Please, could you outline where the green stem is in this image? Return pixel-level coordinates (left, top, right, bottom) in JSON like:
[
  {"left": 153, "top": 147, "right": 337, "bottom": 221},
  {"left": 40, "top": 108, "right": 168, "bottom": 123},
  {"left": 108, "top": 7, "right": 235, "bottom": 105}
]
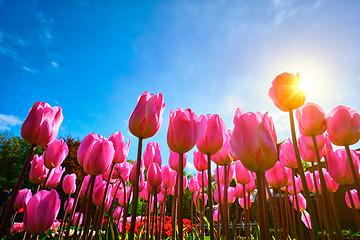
[
  {"left": 128, "top": 137, "right": 143, "bottom": 240},
  {"left": 289, "top": 109, "right": 319, "bottom": 240}
]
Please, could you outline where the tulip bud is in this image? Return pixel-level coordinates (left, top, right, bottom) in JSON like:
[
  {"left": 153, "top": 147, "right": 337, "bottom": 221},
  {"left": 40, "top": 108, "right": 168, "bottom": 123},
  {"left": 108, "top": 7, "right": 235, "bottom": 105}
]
[
  {"left": 168, "top": 150, "right": 187, "bottom": 171},
  {"left": 279, "top": 139, "right": 298, "bottom": 169},
  {"left": 213, "top": 130, "right": 236, "bottom": 166},
  {"left": 167, "top": 108, "right": 202, "bottom": 154},
  {"left": 193, "top": 150, "right": 208, "bottom": 172},
  {"left": 327, "top": 149, "right": 360, "bottom": 185},
  {"left": 265, "top": 161, "right": 287, "bottom": 188},
  {"left": 234, "top": 160, "right": 251, "bottom": 185},
  {"left": 129, "top": 91, "right": 165, "bottom": 139},
  {"left": 197, "top": 171, "right": 208, "bottom": 188},
  {"left": 326, "top": 105, "right": 360, "bottom": 146},
  {"left": 289, "top": 193, "right": 307, "bottom": 211},
  {"left": 147, "top": 162, "right": 162, "bottom": 187},
  {"left": 109, "top": 131, "right": 130, "bottom": 163},
  {"left": 296, "top": 102, "right": 327, "bottom": 136},
  {"left": 345, "top": 189, "right": 360, "bottom": 209},
  {"left": 143, "top": 142, "right": 162, "bottom": 169},
  {"left": 196, "top": 114, "right": 226, "bottom": 155},
  {"left": 189, "top": 177, "right": 200, "bottom": 193},
  {"left": 44, "top": 139, "right": 68, "bottom": 169},
  {"left": 238, "top": 193, "right": 253, "bottom": 209},
  {"left": 21, "top": 102, "right": 63, "bottom": 147},
  {"left": 64, "top": 198, "right": 74, "bottom": 212},
  {"left": 62, "top": 174, "right": 77, "bottom": 195},
  {"left": 161, "top": 166, "right": 176, "bottom": 189},
  {"left": 72, "top": 212, "right": 83, "bottom": 226},
  {"left": 14, "top": 188, "right": 32, "bottom": 209},
  {"left": 45, "top": 166, "right": 65, "bottom": 189}
]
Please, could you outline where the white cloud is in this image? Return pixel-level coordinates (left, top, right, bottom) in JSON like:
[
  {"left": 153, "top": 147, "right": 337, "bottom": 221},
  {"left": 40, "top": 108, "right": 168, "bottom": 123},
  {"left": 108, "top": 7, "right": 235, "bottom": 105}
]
[
  {"left": 0, "top": 114, "right": 22, "bottom": 130},
  {"left": 51, "top": 62, "right": 58, "bottom": 68},
  {"left": 186, "top": 162, "right": 195, "bottom": 171},
  {"left": 218, "top": 95, "right": 245, "bottom": 116}
]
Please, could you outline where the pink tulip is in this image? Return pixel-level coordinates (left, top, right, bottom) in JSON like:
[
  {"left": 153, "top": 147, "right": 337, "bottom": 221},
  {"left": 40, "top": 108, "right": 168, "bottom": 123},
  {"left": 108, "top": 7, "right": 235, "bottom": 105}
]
[
  {"left": 298, "top": 135, "right": 326, "bottom": 162},
  {"left": 328, "top": 149, "right": 359, "bottom": 185},
  {"left": 129, "top": 160, "right": 144, "bottom": 184},
  {"left": 234, "top": 160, "right": 251, "bottom": 185},
  {"left": 183, "top": 176, "right": 188, "bottom": 190},
  {"left": 279, "top": 139, "right": 298, "bottom": 169},
  {"left": 139, "top": 188, "right": 149, "bottom": 200},
  {"left": 161, "top": 165, "right": 176, "bottom": 189},
  {"left": 213, "top": 208, "right": 220, "bottom": 222},
  {"left": 212, "top": 130, "right": 236, "bottom": 166},
  {"left": 197, "top": 171, "right": 208, "bottom": 188},
  {"left": 301, "top": 211, "right": 312, "bottom": 229},
  {"left": 304, "top": 171, "right": 315, "bottom": 194},
  {"left": 268, "top": 72, "right": 305, "bottom": 112},
  {"left": 245, "top": 175, "right": 256, "bottom": 193},
  {"left": 29, "top": 154, "right": 48, "bottom": 185},
  {"left": 196, "top": 114, "right": 226, "bottom": 155},
  {"left": 231, "top": 110, "right": 277, "bottom": 172},
  {"left": 168, "top": 150, "right": 187, "bottom": 171},
  {"left": 129, "top": 91, "right": 165, "bottom": 139},
  {"left": 113, "top": 206, "right": 122, "bottom": 220},
  {"left": 23, "top": 189, "right": 60, "bottom": 234},
  {"left": 114, "top": 161, "right": 132, "bottom": 182},
  {"left": 238, "top": 193, "right": 253, "bottom": 209},
  {"left": 62, "top": 174, "right": 76, "bottom": 195},
  {"left": 234, "top": 184, "right": 245, "bottom": 198},
  {"left": 345, "top": 189, "right": 360, "bottom": 209},
  {"left": 194, "top": 191, "right": 208, "bottom": 209},
  {"left": 157, "top": 192, "right": 165, "bottom": 204},
  {"left": 143, "top": 142, "right": 162, "bottom": 169},
  {"left": 214, "top": 186, "right": 235, "bottom": 204},
  {"left": 108, "top": 131, "right": 130, "bottom": 163},
  {"left": 167, "top": 108, "right": 202, "bottom": 154},
  {"left": 64, "top": 198, "right": 74, "bottom": 212},
  {"left": 14, "top": 188, "right": 32, "bottom": 209},
  {"left": 44, "top": 139, "right": 68, "bottom": 169},
  {"left": 77, "top": 133, "right": 115, "bottom": 176},
  {"left": 189, "top": 177, "right": 200, "bottom": 193},
  {"left": 323, "top": 134, "right": 333, "bottom": 156},
  {"left": 323, "top": 170, "right": 339, "bottom": 192},
  {"left": 289, "top": 193, "right": 307, "bottom": 211},
  {"left": 21, "top": 102, "right": 63, "bottom": 147},
  {"left": 296, "top": 102, "right": 327, "bottom": 136},
  {"left": 71, "top": 212, "right": 83, "bottom": 226},
  {"left": 284, "top": 167, "right": 293, "bottom": 187},
  {"left": 326, "top": 106, "right": 360, "bottom": 146},
  {"left": 218, "top": 164, "right": 234, "bottom": 185},
  {"left": 118, "top": 186, "right": 132, "bottom": 207},
  {"left": 288, "top": 175, "right": 302, "bottom": 195},
  {"left": 193, "top": 150, "right": 208, "bottom": 172},
  {"left": 147, "top": 183, "right": 162, "bottom": 195},
  {"left": 79, "top": 175, "right": 103, "bottom": 198},
  {"left": 93, "top": 182, "right": 112, "bottom": 210},
  {"left": 265, "top": 161, "right": 287, "bottom": 188},
  {"left": 147, "top": 162, "right": 162, "bottom": 187},
  {"left": 45, "top": 166, "right": 65, "bottom": 189},
  {"left": 298, "top": 134, "right": 326, "bottom": 151}
]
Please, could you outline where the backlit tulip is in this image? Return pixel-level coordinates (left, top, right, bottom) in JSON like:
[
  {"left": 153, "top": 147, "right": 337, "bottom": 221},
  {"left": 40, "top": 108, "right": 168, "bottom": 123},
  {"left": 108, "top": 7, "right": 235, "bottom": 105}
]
[
  {"left": 298, "top": 135, "right": 325, "bottom": 163},
  {"left": 23, "top": 189, "right": 60, "bottom": 235},
  {"left": 327, "top": 149, "right": 360, "bottom": 185},
  {"left": 161, "top": 165, "right": 176, "bottom": 189},
  {"left": 143, "top": 142, "right": 162, "bottom": 169},
  {"left": 326, "top": 106, "right": 360, "bottom": 146},
  {"left": 234, "top": 184, "right": 245, "bottom": 198},
  {"left": 193, "top": 150, "right": 208, "bottom": 172},
  {"left": 14, "top": 189, "right": 32, "bottom": 209},
  {"left": 279, "top": 139, "right": 298, "bottom": 169},
  {"left": 113, "top": 206, "right": 122, "bottom": 220},
  {"left": 21, "top": 101, "right": 63, "bottom": 147},
  {"left": 129, "top": 160, "right": 144, "bottom": 184},
  {"left": 214, "top": 186, "right": 235, "bottom": 204},
  {"left": 93, "top": 182, "right": 112, "bottom": 209},
  {"left": 345, "top": 189, "right": 360, "bottom": 209},
  {"left": 235, "top": 160, "right": 251, "bottom": 185},
  {"left": 196, "top": 114, "right": 226, "bottom": 155},
  {"left": 323, "top": 170, "right": 339, "bottom": 192},
  {"left": 129, "top": 91, "right": 165, "bottom": 139},
  {"left": 62, "top": 174, "right": 76, "bottom": 195},
  {"left": 29, "top": 154, "right": 48, "bottom": 185},
  {"left": 118, "top": 187, "right": 132, "bottom": 207},
  {"left": 147, "top": 162, "right": 162, "bottom": 187},
  {"left": 168, "top": 150, "right": 187, "bottom": 171},
  {"left": 265, "top": 161, "right": 287, "bottom": 188},
  {"left": 77, "top": 133, "right": 115, "bottom": 176},
  {"left": 268, "top": 72, "right": 305, "bottom": 112},
  {"left": 218, "top": 164, "right": 234, "bottom": 185},
  {"left": 44, "top": 139, "right": 68, "bottom": 169},
  {"left": 231, "top": 110, "right": 277, "bottom": 172},
  {"left": 288, "top": 175, "right": 302, "bottom": 195},
  {"left": 305, "top": 171, "right": 315, "bottom": 194},
  {"left": 72, "top": 212, "right": 83, "bottom": 226},
  {"left": 147, "top": 183, "right": 162, "bottom": 195},
  {"left": 296, "top": 102, "right": 326, "bottom": 136},
  {"left": 167, "top": 108, "right": 202, "bottom": 154},
  {"left": 299, "top": 134, "right": 326, "bottom": 151},
  {"left": 213, "top": 130, "right": 236, "bottom": 166},
  {"left": 108, "top": 131, "right": 130, "bottom": 163}
]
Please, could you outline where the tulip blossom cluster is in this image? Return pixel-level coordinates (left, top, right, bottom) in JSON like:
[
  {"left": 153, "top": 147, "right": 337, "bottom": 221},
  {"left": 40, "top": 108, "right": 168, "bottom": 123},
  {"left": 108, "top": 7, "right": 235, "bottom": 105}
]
[{"left": 2, "top": 74, "right": 360, "bottom": 240}]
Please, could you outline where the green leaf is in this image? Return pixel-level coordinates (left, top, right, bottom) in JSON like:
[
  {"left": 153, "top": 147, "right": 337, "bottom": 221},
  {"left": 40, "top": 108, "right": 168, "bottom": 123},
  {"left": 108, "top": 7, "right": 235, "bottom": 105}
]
[
  {"left": 107, "top": 220, "right": 121, "bottom": 240},
  {"left": 136, "top": 224, "right": 145, "bottom": 240}
]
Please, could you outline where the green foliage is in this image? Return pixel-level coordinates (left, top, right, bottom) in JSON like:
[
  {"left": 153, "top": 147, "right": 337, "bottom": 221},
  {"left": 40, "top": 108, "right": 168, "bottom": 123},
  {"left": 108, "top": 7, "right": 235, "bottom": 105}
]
[{"left": 0, "top": 131, "right": 44, "bottom": 191}]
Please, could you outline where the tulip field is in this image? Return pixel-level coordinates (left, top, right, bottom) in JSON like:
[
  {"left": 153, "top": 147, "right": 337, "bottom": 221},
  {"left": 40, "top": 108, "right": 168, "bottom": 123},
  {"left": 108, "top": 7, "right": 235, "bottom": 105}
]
[{"left": 2, "top": 72, "right": 360, "bottom": 240}]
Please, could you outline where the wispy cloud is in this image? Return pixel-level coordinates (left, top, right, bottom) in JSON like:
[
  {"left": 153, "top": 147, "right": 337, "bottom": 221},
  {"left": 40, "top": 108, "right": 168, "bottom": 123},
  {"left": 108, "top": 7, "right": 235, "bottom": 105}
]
[{"left": 0, "top": 114, "right": 22, "bottom": 131}]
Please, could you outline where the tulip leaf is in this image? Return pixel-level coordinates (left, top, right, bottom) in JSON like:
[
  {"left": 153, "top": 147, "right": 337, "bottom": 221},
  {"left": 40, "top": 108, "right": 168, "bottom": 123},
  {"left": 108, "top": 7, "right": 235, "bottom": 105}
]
[
  {"left": 107, "top": 220, "right": 121, "bottom": 240},
  {"left": 136, "top": 224, "right": 145, "bottom": 240}
]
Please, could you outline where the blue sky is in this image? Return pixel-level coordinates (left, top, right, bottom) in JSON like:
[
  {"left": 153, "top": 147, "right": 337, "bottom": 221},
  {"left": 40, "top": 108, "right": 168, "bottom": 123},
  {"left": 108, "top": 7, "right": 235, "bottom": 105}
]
[{"left": 1, "top": 0, "right": 360, "bottom": 173}]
